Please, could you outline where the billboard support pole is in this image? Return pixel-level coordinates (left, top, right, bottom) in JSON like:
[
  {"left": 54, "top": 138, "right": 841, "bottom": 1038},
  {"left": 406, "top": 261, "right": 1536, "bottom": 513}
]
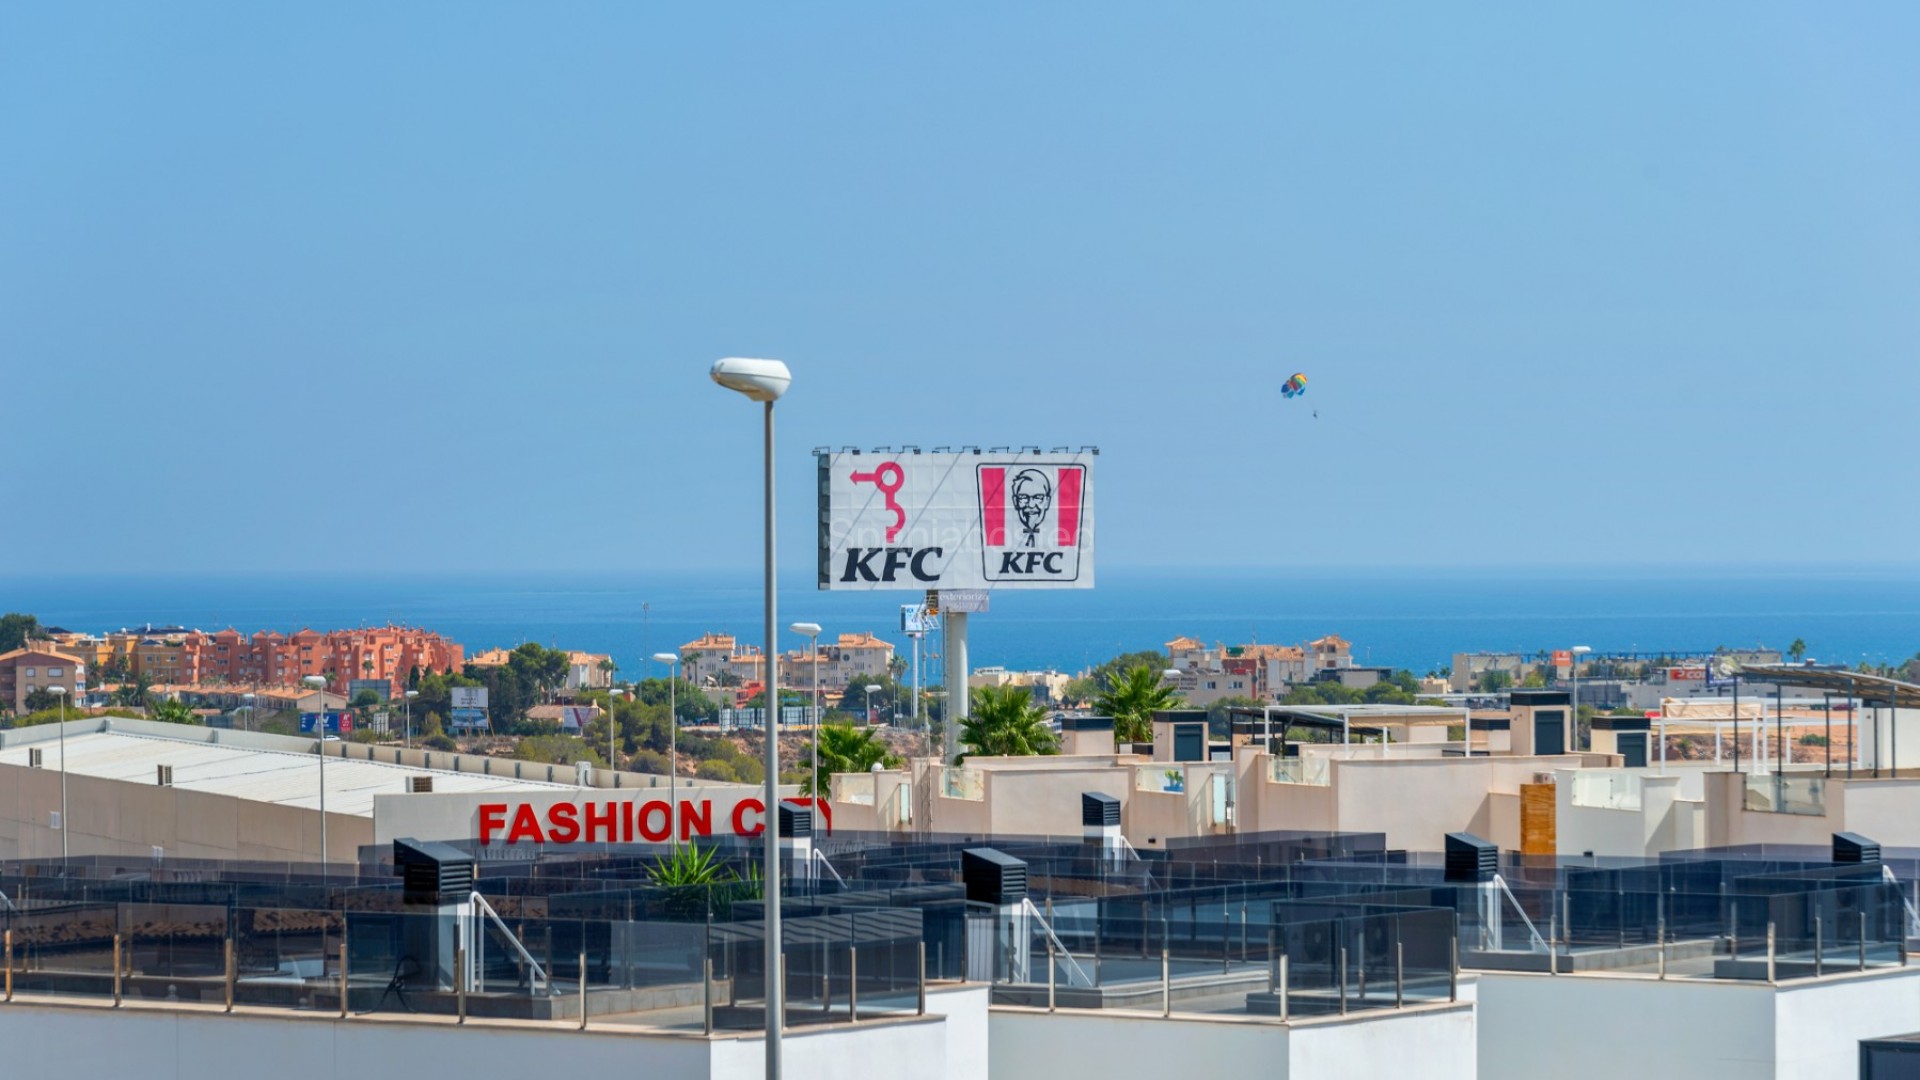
[{"left": 944, "top": 611, "right": 968, "bottom": 764}]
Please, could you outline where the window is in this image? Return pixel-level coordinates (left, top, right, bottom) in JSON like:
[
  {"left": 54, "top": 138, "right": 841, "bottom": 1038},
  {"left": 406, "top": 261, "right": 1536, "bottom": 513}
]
[
  {"left": 22, "top": 667, "right": 34, "bottom": 677},
  {"left": 47, "top": 667, "right": 63, "bottom": 677}
]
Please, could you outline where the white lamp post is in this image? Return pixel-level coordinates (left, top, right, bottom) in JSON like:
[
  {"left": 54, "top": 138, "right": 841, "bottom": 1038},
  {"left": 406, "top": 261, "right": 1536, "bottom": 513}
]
[
  {"left": 652, "top": 652, "right": 680, "bottom": 843},
  {"left": 303, "top": 674, "right": 330, "bottom": 871},
  {"left": 1570, "top": 646, "right": 1592, "bottom": 751},
  {"left": 710, "top": 355, "right": 791, "bottom": 1080},
  {"left": 863, "top": 684, "right": 883, "bottom": 727},
  {"left": 789, "top": 624, "right": 821, "bottom": 798},
  {"left": 404, "top": 689, "right": 419, "bottom": 749},
  {"left": 48, "top": 685, "right": 68, "bottom": 860}
]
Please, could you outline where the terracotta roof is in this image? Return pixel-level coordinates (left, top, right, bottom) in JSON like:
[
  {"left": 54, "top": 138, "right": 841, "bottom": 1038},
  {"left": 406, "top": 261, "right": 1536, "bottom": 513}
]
[
  {"left": 1310, "top": 635, "right": 1352, "bottom": 649},
  {"left": 467, "top": 648, "right": 513, "bottom": 667},
  {"left": 0, "top": 647, "right": 85, "bottom": 665},
  {"left": 1165, "top": 636, "right": 1205, "bottom": 651},
  {"left": 1241, "top": 644, "right": 1305, "bottom": 660}
]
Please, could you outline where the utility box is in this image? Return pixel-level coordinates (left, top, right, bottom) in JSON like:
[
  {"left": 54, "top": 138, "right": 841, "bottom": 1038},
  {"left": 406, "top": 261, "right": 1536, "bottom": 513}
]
[{"left": 1444, "top": 832, "right": 1499, "bottom": 883}]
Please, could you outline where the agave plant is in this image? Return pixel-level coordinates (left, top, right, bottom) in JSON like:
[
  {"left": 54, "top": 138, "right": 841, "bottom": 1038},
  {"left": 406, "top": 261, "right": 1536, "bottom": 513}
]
[{"left": 646, "top": 843, "right": 762, "bottom": 919}]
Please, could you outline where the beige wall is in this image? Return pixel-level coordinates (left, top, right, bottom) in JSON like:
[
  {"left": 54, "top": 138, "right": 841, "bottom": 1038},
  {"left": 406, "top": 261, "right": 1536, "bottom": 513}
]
[{"left": 0, "top": 761, "right": 370, "bottom": 863}]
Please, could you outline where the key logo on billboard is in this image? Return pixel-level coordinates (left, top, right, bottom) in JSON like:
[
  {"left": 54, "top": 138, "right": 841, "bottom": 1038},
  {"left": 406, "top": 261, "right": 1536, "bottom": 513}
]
[{"left": 980, "top": 464, "right": 1085, "bottom": 581}]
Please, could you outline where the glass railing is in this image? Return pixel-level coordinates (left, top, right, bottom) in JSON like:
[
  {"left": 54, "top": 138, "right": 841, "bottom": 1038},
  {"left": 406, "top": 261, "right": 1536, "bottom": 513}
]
[
  {"left": 1569, "top": 770, "right": 1642, "bottom": 811},
  {"left": 832, "top": 774, "right": 878, "bottom": 805},
  {"left": 1135, "top": 767, "right": 1189, "bottom": 794},
  {"left": 939, "top": 767, "right": 984, "bottom": 801},
  {"left": 1744, "top": 771, "right": 1828, "bottom": 816},
  {"left": 1268, "top": 756, "right": 1332, "bottom": 786}
]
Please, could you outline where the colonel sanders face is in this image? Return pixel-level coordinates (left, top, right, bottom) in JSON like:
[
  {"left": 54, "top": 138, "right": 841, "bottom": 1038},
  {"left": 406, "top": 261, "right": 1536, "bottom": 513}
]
[{"left": 1011, "top": 469, "right": 1052, "bottom": 546}]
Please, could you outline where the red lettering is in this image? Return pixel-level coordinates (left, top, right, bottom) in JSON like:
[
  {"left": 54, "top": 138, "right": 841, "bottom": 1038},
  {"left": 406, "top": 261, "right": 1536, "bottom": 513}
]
[
  {"left": 638, "top": 800, "right": 672, "bottom": 842},
  {"left": 622, "top": 800, "right": 634, "bottom": 843},
  {"left": 506, "top": 803, "right": 545, "bottom": 844},
  {"left": 679, "top": 799, "right": 712, "bottom": 840},
  {"left": 547, "top": 802, "right": 580, "bottom": 844},
  {"left": 731, "top": 797, "right": 765, "bottom": 837},
  {"left": 585, "top": 801, "right": 617, "bottom": 843},
  {"left": 479, "top": 803, "right": 508, "bottom": 845}
]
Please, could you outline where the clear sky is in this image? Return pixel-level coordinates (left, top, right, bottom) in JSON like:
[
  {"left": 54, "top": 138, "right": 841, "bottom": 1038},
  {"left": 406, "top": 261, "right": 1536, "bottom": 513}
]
[{"left": 5, "top": 3, "right": 1915, "bottom": 575}]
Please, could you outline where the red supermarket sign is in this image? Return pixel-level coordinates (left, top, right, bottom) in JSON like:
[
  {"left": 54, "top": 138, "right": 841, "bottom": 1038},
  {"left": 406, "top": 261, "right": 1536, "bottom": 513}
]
[
  {"left": 1669, "top": 667, "right": 1706, "bottom": 681},
  {"left": 476, "top": 797, "right": 830, "bottom": 845}
]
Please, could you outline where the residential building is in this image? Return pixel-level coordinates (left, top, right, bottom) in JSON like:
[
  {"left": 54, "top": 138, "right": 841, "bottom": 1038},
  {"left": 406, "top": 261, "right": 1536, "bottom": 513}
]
[
  {"left": 779, "top": 632, "right": 895, "bottom": 693},
  {"left": 678, "top": 633, "right": 765, "bottom": 687},
  {"left": 1163, "top": 635, "right": 1350, "bottom": 702},
  {"left": 1307, "top": 633, "right": 1352, "bottom": 671},
  {"left": 566, "top": 652, "right": 614, "bottom": 690},
  {"left": 968, "top": 667, "right": 1073, "bottom": 705},
  {"left": 0, "top": 647, "right": 87, "bottom": 713}
]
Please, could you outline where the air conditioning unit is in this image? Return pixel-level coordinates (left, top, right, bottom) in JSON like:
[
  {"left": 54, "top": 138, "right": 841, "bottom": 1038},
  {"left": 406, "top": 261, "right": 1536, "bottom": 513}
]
[
  {"left": 157, "top": 764, "right": 174, "bottom": 787},
  {"left": 409, "top": 776, "right": 433, "bottom": 794},
  {"left": 28, "top": 748, "right": 41, "bottom": 768}
]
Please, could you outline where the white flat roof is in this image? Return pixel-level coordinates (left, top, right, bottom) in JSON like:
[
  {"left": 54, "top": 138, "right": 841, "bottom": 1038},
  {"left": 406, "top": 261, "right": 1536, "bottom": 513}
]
[{"left": 0, "top": 730, "right": 570, "bottom": 818}]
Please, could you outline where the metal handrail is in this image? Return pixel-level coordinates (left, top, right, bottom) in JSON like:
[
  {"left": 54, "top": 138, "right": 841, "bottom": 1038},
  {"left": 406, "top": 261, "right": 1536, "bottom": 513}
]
[
  {"left": 1023, "top": 898, "right": 1093, "bottom": 987},
  {"left": 1492, "top": 875, "right": 1549, "bottom": 953},
  {"left": 470, "top": 892, "right": 554, "bottom": 996}
]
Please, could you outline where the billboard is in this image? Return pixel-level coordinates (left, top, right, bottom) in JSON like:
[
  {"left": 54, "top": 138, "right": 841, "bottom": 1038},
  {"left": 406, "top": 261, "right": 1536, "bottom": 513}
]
[
  {"left": 557, "top": 706, "right": 596, "bottom": 733},
  {"left": 451, "top": 687, "right": 489, "bottom": 710},
  {"left": 449, "top": 707, "right": 490, "bottom": 733},
  {"left": 817, "top": 451, "right": 1095, "bottom": 591},
  {"left": 299, "top": 711, "right": 352, "bottom": 734}
]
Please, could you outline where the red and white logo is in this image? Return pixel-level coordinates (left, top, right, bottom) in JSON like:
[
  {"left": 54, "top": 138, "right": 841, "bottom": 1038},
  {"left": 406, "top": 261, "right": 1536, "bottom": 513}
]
[{"left": 979, "top": 464, "right": 1086, "bottom": 582}]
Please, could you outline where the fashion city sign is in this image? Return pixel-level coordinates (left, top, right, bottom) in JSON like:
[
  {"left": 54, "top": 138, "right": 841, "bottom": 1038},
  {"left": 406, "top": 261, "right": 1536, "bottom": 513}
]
[{"left": 371, "top": 789, "right": 826, "bottom": 849}]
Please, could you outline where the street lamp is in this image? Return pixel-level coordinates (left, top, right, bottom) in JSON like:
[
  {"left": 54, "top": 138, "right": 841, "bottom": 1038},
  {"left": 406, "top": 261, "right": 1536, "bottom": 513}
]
[
  {"left": 605, "top": 688, "right": 625, "bottom": 775},
  {"left": 710, "top": 355, "right": 791, "bottom": 1080},
  {"left": 404, "top": 689, "right": 419, "bottom": 749},
  {"left": 863, "top": 683, "right": 883, "bottom": 727},
  {"left": 242, "top": 692, "right": 256, "bottom": 733},
  {"left": 789, "top": 624, "right": 822, "bottom": 800},
  {"left": 48, "top": 685, "right": 68, "bottom": 860},
  {"left": 303, "top": 674, "right": 330, "bottom": 872},
  {"left": 652, "top": 652, "right": 680, "bottom": 844},
  {"left": 1570, "top": 646, "right": 1592, "bottom": 751}
]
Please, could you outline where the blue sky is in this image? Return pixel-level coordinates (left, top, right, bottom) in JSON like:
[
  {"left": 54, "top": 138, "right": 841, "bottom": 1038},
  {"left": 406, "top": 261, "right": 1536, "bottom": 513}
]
[{"left": 5, "top": 3, "right": 1915, "bottom": 575}]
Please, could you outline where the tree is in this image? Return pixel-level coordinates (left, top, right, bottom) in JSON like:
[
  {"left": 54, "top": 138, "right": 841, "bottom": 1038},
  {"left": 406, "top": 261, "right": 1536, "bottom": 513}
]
[
  {"left": 804, "top": 724, "right": 902, "bottom": 794},
  {"left": 835, "top": 676, "right": 902, "bottom": 719},
  {"left": 1788, "top": 638, "right": 1808, "bottom": 663},
  {"left": 1093, "top": 664, "right": 1183, "bottom": 744},
  {"left": 512, "top": 735, "right": 605, "bottom": 768},
  {"left": 1086, "top": 650, "right": 1171, "bottom": 695},
  {"left": 0, "top": 613, "right": 40, "bottom": 653},
  {"left": 959, "top": 685, "right": 1057, "bottom": 760},
  {"left": 1205, "top": 695, "right": 1265, "bottom": 738},
  {"left": 149, "top": 696, "right": 200, "bottom": 725},
  {"left": 1478, "top": 670, "right": 1513, "bottom": 693},
  {"left": 22, "top": 688, "right": 62, "bottom": 713}
]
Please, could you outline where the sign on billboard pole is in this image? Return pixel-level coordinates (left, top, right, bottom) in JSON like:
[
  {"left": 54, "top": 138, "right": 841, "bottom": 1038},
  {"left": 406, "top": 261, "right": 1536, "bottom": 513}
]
[{"left": 818, "top": 449, "right": 1096, "bottom": 760}]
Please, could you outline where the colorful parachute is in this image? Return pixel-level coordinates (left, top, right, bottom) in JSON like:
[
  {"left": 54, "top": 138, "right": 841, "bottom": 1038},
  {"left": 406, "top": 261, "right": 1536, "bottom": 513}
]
[{"left": 1281, "top": 372, "right": 1308, "bottom": 398}]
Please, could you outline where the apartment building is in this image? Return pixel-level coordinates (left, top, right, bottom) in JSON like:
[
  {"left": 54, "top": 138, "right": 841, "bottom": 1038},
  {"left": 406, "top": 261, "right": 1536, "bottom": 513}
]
[
  {"left": 684, "top": 631, "right": 896, "bottom": 694},
  {"left": 0, "top": 647, "right": 87, "bottom": 713}
]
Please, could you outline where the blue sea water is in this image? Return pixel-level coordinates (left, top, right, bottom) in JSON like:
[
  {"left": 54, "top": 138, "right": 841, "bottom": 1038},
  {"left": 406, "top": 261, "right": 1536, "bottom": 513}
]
[{"left": 3, "top": 566, "right": 1918, "bottom": 678}]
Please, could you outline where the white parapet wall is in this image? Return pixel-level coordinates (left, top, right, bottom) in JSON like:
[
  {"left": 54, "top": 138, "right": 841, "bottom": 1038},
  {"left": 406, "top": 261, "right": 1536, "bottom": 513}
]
[
  {"left": 1477, "top": 967, "right": 1920, "bottom": 1080},
  {"left": 0, "top": 984, "right": 990, "bottom": 1080},
  {"left": 989, "top": 994, "right": 1477, "bottom": 1080}
]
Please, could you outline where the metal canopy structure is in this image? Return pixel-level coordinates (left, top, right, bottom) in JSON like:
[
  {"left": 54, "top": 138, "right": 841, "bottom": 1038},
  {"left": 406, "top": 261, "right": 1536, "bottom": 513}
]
[{"left": 1735, "top": 666, "right": 1920, "bottom": 710}]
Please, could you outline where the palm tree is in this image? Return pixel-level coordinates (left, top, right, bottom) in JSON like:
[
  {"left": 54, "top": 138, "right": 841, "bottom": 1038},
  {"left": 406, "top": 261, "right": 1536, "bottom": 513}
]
[
  {"left": 805, "top": 724, "right": 902, "bottom": 795},
  {"left": 1788, "top": 638, "right": 1808, "bottom": 663},
  {"left": 959, "top": 685, "right": 1058, "bottom": 760},
  {"left": 1094, "top": 663, "right": 1183, "bottom": 744}
]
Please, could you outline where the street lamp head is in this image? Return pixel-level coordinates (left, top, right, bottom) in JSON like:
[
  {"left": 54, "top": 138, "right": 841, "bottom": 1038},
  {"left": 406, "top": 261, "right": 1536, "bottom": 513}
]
[
  {"left": 710, "top": 357, "right": 791, "bottom": 403},
  {"left": 652, "top": 652, "right": 678, "bottom": 665},
  {"left": 302, "top": 675, "right": 327, "bottom": 689},
  {"left": 790, "top": 622, "right": 822, "bottom": 637},
  {"left": 47, "top": 686, "right": 67, "bottom": 697},
  {"left": 405, "top": 690, "right": 420, "bottom": 700},
  {"left": 865, "top": 684, "right": 883, "bottom": 693},
  {"left": 1572, "top": 645, "right": 1593, "bottom": 655}
]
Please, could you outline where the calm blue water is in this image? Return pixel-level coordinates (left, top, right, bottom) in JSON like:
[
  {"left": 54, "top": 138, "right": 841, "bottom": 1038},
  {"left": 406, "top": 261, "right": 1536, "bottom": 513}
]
[{"left": 3, "top": 566, "right": 1917, "bottom": 678}]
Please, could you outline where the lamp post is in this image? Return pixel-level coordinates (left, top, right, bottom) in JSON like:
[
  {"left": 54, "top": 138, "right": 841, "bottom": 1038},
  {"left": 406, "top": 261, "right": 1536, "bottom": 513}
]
[
  {"left": 242, "top": 692, "right": 256, "bottom": 733},
  {"left": 710, "top": 355, "right": 791, "bottom": 1080},
  {"left": 606, "top": 687, "right": 625, "bottom": 775},
  {"left": 652, "top": 652, "right": 680, "bottom": 843},
  {"left": 48, "top": 685, "right": 68, "bottom": 860},
  {"left": 1570, "top": 646, "right": 1592, "bottom": 751},
  {"left": 404, "top": 689, "right": 419, "bottom": 749},
  {"left": 864, "top": 684, "right": 883, "bottom": 727},
  {"left": 789, "top": 624, "right": 821, "bottom": 798},
  {"left": 303, "top": 674, "right": 329, "bottom": 872}
]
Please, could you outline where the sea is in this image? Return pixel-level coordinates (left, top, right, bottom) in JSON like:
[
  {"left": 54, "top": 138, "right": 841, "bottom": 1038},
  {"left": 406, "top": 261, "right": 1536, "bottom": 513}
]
[{"left": 3, "top": 565, "right": 1918, "bottom": 679}]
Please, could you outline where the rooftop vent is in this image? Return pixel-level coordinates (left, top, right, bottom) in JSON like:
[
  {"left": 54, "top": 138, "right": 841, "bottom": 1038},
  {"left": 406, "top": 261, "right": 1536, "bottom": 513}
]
[
  {"left": 1082, "top": 791, "right": 1121, "bottom": 828},
  {"left": 156, "top": 764, "right": 174, "bottom": 787},
  {"left": 1834, "top": 832, "right": 1881, "bottom": 866},
  {"left": 777, "top": 801, "right": 813, "bottom": 839},
  {"left": 961, "top": 847, "right": 1028, "bottom": 905},
  {"left": 27, "top": 748, "right": 41, "bottom": 769},
  {"left": 393, "top": 837, "right": 476, "bottom": 905},
  {"left": 1444, "top": 832, "right": 1499, "bottom": 883},
  {"left": 408, "top": 775, "right": 434, "bottom": 794}
]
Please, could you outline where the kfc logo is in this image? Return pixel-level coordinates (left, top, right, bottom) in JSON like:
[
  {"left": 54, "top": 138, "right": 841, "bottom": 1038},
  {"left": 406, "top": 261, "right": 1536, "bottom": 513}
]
[{"left": 980, "top": 464, "right": 1085, "bottom": 581}]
